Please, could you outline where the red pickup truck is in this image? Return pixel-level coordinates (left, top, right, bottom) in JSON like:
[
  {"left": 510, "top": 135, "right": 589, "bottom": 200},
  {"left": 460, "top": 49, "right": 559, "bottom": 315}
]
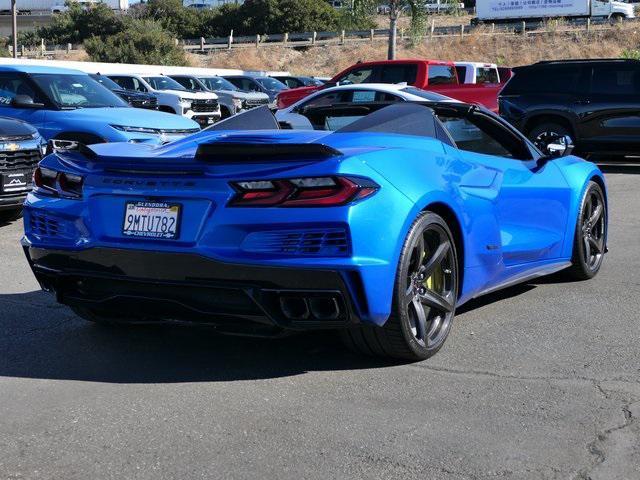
[{"left": 276, "top": 59, "right": 504, "bottom": 111}]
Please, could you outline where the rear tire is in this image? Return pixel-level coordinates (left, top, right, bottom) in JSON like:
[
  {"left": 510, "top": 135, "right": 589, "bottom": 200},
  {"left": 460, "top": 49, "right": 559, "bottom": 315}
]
[
  {"left": 341, "top": 211, "right": 459, "bottom": 361},
  {"left": 565, "top": 181, "right": 607, "bottom": 280}
]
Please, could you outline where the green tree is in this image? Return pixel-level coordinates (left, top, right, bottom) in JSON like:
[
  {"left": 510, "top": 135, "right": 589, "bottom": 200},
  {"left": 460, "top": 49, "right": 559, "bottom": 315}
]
[
  {"left": 84, "top": 19, "right": 188, "bottom": 65},
  {"left": 23, "top": 2, "right": 125, "bottom": 46},
  {"left": 385, "top": 0, "right": 428, "bottom": 59}
]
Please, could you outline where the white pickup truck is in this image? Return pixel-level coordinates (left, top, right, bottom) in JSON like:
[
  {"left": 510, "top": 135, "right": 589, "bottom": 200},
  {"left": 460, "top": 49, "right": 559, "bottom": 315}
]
[
  {"left": 454, "top": 62, "right": 501, "bottom": 84},
  {"left": 106, "top": 74, "right": 221, "bottom": 127}
]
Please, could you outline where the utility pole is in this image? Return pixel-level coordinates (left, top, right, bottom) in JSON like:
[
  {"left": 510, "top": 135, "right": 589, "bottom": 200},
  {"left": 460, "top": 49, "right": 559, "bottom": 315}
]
[{"left": 11, "top": 0, "right": 17, "bottom": 58}]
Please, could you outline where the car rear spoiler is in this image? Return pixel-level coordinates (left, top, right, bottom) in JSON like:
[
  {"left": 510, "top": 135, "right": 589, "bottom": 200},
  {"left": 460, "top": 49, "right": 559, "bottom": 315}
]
[{"left": 195, "top": 143, "right": 343, "bottom": 164}]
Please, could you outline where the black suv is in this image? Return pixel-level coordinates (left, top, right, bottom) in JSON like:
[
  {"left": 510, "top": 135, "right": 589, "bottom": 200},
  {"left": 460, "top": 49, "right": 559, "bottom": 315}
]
[
  {"left": 499, "top": 59, "right": 640, "bottom": 158},
  {"left": 90, "top": 74, "right": 158, "bottom": 110}
]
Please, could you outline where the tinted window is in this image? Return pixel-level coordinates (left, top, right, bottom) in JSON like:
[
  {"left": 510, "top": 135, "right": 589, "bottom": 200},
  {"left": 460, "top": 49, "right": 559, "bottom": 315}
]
[
  {"left": 503, "top": 65, "right": 585, "bottom": 94},
  {"left": 0, "top": 73, "right": 43, "bottom": 106},
  {"left": 300, "top": 91, "right": 346, "bottom": 109},
  {"left": 300, "top": 89, "right": 402, "bottom": 110},
  {"left": 438, "top": 112, "right": 531, "bottom": 160},
  {"left": 172, "top": 76, "right": 202, "bottom": 91},
  {"left": 476, "top": 67, "right": 499, "bottom": 84},
  {"left": 227, "top": 78, "right": 260, "bottom": 92},
  {"left": 428, "top": 65, "right": 457, "bottom": 85},
  {"left": 254, "top": 77, "right": 287, "bottom": 91},
  {"left": 276, "top": 77, "right": 303, "bottom": 88},
  {"left": 379, "top": 64, "right": 418, "bottom": 84},
  {"left": 591, "top": 65, "right": 640, "bottom": 95},
  {"left": 109, "top": 76, "right": 147, "bottom": 92},
  {"left": 335, "top": 67, "right": 375, "bottom": 85},
  {"left": 455, "top": 65, "right": 467, "bottom": 83}
]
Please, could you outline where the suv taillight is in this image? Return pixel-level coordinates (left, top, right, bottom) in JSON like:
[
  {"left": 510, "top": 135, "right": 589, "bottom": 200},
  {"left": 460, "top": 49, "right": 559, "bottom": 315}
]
[{"left": 229, "top": 176, "right": 378, "bottom": 207}]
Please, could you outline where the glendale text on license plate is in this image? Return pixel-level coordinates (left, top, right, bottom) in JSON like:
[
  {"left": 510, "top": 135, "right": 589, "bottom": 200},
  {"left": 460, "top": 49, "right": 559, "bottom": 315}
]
[{"left": 122, "top": 201, "right": 181, "bottom": 239}]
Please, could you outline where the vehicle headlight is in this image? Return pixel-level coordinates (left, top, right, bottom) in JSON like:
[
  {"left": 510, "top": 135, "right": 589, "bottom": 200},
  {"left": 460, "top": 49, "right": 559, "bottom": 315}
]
[
  {"left": 111, "top": 125, "right": 159, "bottom": 134},
  {"left": 233, "top": 98, "right": 243, "bottom": 109},
  {"left": 180, "top": 99, "right": 193, "bottom": 108}
]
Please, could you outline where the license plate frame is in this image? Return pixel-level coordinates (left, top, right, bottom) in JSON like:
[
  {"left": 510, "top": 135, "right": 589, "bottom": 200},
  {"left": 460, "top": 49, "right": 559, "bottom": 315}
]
[
  {"left": 1, "top": 171, "right": 30, "bottom": 193},
  {"left": 122, "top": 201, "right": 182, "bottom": 240}
]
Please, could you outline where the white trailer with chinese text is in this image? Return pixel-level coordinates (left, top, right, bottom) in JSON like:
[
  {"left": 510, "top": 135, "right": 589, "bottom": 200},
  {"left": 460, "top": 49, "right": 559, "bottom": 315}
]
[{"left": 475, "top": 0, "right": 634, "bottom": 22}]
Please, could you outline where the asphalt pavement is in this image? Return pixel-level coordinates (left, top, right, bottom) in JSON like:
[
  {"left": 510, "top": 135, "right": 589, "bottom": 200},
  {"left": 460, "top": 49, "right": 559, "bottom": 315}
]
[{"left": 0, "top": 172, "right": 638, "bottom": 480}]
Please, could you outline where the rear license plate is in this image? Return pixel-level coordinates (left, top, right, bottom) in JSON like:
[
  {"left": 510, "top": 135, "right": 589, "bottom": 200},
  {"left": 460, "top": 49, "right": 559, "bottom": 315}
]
[
  {"left": 2, "top": 171, "right": 30, "bottom": 193},
  {"left": 122, "top": 201, "right": 181, "bottom": 239}
]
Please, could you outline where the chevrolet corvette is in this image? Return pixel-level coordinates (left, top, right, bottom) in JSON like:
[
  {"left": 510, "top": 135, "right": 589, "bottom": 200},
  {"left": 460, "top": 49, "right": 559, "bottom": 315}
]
[{"left": 22, "top": 103, "right": 607, "bottom": 360}]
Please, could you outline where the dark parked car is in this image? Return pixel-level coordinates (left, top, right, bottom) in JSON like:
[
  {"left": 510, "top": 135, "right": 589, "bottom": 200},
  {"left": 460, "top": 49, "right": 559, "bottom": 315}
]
[
  {"left": 499, "top": 59, "right": 640, "bottom": 158},
  {"left": 223, "top": 75, "right": 288, "bottom": 104},
  {"left": 270, "top": 75, "right": 324, "bottom": 89},
  {"left": 90, "top": 74, "right": 158, "bottom": 110},
  {"left": 0, "top": 117, "right": 43, "bottom": 223}
]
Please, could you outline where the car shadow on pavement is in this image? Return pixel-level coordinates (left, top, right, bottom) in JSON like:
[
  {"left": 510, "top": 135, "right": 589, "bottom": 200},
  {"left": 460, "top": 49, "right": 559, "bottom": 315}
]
[
  {"left": 0, "top": 290, "right": 396, "bottom": 384},
  {"left": 0, "top": 282, "right": 542, "bottom": 384}
]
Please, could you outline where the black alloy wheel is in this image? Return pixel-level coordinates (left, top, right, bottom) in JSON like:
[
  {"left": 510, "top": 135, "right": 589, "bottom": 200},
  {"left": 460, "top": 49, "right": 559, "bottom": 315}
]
[
  {"left": 566, "top": 181, "right": 607, "bottom": 280},
  {"left": 341, "top": 212, "right": 458, "bottom": 361}
]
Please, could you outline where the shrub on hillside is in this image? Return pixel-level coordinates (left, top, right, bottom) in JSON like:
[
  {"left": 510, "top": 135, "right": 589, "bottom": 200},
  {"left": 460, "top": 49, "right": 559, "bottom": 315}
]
[{"left": 84, "top": 20, "right": 188, "bottom": 65}]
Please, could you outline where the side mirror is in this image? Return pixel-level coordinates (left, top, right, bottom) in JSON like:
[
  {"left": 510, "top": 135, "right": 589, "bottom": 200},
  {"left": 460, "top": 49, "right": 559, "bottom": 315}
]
[
  {"left": 11, "top": 94, "right": 44, "bottom": 109},
  {"left": 544, "top": 134, "right": 574, "bottom": 158}
]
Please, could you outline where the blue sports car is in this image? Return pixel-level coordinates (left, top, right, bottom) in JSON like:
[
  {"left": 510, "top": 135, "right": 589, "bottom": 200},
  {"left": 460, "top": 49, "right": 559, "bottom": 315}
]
[{"left": 22, "top": 103, "right": 607, "bottom": 360}]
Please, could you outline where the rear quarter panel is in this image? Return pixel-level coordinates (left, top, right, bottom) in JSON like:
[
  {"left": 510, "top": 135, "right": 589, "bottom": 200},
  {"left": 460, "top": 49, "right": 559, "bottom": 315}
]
[{"left": 551, "top": 156, "right": 608, "bottom": 258}]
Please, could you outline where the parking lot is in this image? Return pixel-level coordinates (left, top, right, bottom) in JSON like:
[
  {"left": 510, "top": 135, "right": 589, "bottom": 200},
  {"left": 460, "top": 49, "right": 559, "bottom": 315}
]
[{"left": 0, "top": 170, "right": 638, "bottom": 479}]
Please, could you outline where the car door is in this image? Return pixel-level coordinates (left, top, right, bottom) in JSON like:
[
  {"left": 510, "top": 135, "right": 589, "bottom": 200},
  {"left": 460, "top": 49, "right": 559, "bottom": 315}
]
[
  {"left": 0, "top": 72, "right": 47, "bottom": 130},
  {"left": 439, "top": 111, "right": 572, "bottom": 268},
  {"left": 577, "top": 62, "right": 640, "bottom": 154}
]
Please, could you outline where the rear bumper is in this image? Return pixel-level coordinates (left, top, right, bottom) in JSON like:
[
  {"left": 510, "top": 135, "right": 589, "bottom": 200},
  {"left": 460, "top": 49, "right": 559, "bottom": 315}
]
[{"left": 24, "top": 246, "right": 362, "bottom": 332}]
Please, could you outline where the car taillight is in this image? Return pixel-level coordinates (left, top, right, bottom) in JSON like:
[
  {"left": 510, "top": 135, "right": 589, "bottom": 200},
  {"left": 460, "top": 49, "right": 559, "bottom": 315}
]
[
  {"left": 33, "top": 167, "right": 84, "bottom": 199},
  {"left": 229, "top": 176, "right": 378, "bottom": 207}
]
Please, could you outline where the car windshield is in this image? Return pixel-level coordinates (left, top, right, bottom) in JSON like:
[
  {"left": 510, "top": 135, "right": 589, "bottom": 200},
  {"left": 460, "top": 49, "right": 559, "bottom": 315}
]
[
  {"left": 31, "top": 73, "right": 127, "bottom": 108},
  {"left": 199, "top": 76, "right": 238, "bottom": 91},
  {"left": 143, "top": 76, "right": 187, "bottom": 91},
  {"left": 89, "top": 74, "right": 122, "bottom": 91},
  {"left": 254, "top": 77, "right": 287, "bottom": 91},
  {"left": 401, "top": 87, "right": 452, "bottom": 101}
]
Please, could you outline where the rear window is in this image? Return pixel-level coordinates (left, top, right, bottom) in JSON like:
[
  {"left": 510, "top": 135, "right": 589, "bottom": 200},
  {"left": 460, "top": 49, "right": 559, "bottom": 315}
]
[
  {"left": 502, "top": 65, "right": 586, "bottom": 95},
  {"left": 476, "top": 67, "right": 499, "bottom": 84},
  {"left": 428, "top": 65, "right": 457, "bottom": 85}
]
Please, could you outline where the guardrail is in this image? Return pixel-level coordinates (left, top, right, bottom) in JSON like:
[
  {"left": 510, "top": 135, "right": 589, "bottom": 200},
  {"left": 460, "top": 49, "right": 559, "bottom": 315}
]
[
  {"left": 181, "top": 16, "right": 638, "bottom": 52},
  {"left": 10, "top": 15, "right": 639, "bottom": 57}
]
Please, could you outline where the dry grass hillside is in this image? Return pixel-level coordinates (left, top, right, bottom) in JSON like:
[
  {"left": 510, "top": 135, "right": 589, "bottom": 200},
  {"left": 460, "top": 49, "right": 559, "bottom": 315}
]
[{"left": 190, "top": 22, "right": 640, "bottom": 75}]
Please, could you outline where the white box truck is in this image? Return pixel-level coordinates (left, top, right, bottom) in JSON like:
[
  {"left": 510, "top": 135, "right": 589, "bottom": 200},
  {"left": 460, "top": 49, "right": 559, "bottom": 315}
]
[
  {"left": 475, "top": 0, "right": 634, "bottom": 22},
  {"left": 0, "top": 0, "right": 128, "bottom": 14}
]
